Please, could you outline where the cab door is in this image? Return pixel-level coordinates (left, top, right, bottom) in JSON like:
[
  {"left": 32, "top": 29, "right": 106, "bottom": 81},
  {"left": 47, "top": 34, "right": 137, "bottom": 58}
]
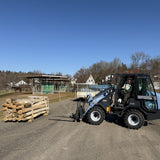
[{"left": 137, "top": 76, "right": 158, "bottom": 112}]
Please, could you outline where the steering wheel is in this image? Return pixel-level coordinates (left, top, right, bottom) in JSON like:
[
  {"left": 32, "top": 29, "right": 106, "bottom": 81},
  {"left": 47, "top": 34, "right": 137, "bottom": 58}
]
[{"left": 120, "top": 90, "right": 125, "bottom": 95}]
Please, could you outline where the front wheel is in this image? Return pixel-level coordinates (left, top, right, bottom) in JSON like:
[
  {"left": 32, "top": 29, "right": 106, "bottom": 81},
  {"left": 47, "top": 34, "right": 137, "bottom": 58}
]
[
  {"left": 86, "top": 106, "right": 105, "bottom": 125},
  {"left": 124, "top": 109, "right": 145, "bottom": 129}
]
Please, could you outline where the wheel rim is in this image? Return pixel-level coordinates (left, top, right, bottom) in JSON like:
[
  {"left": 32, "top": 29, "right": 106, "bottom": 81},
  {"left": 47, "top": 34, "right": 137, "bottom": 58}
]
[
  {"left": 90, "top": 111, "right": 101, "bottom": 122},
  {"left": 128, "top": 114, "right": 140, "bottom": 126}
]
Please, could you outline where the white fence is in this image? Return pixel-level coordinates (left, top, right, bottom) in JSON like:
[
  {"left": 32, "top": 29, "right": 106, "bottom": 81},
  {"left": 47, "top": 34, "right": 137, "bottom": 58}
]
[
  {"left": 76, "top": 83, "right": 110, "bottom": 97},
  {"left": 154, "top": 82, "right": 160, "bottom": 90}
]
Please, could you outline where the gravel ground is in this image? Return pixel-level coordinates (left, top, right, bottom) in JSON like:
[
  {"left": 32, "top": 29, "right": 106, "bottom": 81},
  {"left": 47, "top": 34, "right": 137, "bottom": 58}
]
[{"left": 0, "top": 99, "right": 160, "bottom": 160}]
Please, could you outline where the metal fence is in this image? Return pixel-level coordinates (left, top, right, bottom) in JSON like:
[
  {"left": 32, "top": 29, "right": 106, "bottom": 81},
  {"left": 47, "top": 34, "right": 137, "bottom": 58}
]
[{"left": 76, "top": 84, "right": 110, "bottom": 97}]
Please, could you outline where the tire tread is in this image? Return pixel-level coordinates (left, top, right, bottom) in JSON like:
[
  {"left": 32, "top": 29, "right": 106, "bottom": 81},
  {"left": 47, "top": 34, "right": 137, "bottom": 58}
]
[
  {"left": 86, "top": 106, "right": 105, "bottom": 125},
  {"left": 124, "top": 109, "right": 145, "bottom": 129}
]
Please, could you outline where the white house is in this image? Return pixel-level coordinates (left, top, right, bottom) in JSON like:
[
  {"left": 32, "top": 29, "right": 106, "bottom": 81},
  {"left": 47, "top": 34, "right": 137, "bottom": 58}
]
[
  {"left": 86, "top": 75, "right": 95, "bottom": 85},
  {"left": 153, "top": 75, "right": 160, "bottom": 90},
  {"left": 15, "top": 80, "right": 27, "bottom": 86},
  {"left": 71, "top": 78, "right": 77, "bottom": 85},
  {"left": 8, "top": 82, "right": 14, "bottom": 87},
  {"left": 153, "top": 82, "right": 160, "bottom": 90},
  {"left": 105, "top": 75, "right": 114, "bottom": 82}
]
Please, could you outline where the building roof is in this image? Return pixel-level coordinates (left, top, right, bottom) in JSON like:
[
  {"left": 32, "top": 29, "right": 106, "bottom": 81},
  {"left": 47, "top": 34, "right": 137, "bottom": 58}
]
[{"left": 20, "top": 74, "right": 70, "bottom": 81}]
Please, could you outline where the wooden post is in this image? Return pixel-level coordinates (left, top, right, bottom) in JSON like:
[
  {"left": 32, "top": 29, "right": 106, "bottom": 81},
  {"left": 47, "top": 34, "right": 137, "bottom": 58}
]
[
  {"left": 41, "top": 79, "right": 43, "bottom": 95},
  {"left": 59, "top": 91, "right": 61, "bottom": 101},
  {"left": 77, "top": 83, "right": 78, "bottom": 98}
]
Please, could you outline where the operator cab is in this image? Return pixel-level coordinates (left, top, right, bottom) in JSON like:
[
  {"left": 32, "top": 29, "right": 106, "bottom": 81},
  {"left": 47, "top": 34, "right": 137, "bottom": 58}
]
[
  {"left": 137, "top": 75, "right": 158, "bottom": 112},
  {"left": 112, "top": 74, "right": 158, "bottom": 113}
]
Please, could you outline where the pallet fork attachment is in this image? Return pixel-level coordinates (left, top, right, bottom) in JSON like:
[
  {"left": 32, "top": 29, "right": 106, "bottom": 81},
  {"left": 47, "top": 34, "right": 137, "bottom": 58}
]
[{"left": 71, "top": 97, "right": 87, "bottom": 122}]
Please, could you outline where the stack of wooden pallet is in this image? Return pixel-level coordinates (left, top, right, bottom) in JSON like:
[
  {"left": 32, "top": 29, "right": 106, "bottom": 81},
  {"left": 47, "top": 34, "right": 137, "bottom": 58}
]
[{"left": 2, "top": 96, "right": 49, "bottom": 122}]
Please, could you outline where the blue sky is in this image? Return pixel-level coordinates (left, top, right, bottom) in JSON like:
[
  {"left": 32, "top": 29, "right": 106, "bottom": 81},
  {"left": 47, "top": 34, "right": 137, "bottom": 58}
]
[{"left": 0, "top": 0, "right": 160, "bottom": 75}]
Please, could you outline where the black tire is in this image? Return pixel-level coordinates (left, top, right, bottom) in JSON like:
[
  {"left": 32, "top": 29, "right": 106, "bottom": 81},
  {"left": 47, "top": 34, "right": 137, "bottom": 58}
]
[
  {"left": 124, "top": 109, "right": 145, "bottom": 129},
  {"left": 86, "top": 106, "right": 105, "bottom": 125}
]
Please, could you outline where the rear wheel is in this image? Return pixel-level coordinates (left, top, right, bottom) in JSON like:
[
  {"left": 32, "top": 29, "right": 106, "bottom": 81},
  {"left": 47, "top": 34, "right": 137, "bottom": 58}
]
[
  {"left": 86, "top": 106, "right": 105, "bottom": 125},
  {"left": 124, "top": 109, "right": 144, "bottom": 129}
]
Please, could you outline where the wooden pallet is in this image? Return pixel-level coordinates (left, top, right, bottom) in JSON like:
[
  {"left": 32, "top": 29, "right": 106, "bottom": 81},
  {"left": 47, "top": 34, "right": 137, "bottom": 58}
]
[{"left": 3, "top": 96, "right": 49, "bottom": 122}]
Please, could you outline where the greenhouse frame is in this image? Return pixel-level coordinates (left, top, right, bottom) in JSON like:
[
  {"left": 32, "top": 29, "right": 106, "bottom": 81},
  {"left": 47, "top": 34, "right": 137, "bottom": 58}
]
[{"left": 26, "top": 74, "right": 70, "bottom": 94}]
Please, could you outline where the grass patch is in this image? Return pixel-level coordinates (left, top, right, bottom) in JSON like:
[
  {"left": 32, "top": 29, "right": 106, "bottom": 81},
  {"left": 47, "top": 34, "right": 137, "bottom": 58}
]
[
  {"left": 0, "top": 90, "right": 15, "bottom": 97},
  {"left": 33, "top": 92, "right": 76, "bottom": 105},
  {"left": 44, "top": 92, "right": 76, "bottom": 105}
]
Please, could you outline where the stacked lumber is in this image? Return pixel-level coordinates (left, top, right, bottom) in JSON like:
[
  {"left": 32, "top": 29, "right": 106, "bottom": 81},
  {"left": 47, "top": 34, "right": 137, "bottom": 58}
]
[{"left": 2, "top": 96, "right": 49, "bottom": 122}]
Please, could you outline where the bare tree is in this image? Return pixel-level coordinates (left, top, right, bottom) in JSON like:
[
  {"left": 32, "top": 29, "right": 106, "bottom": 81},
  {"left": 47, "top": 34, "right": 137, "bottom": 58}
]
[
  {"left": 150, "top": 56, "right": 160, "bottom": 75},
  {"left": 74, "top": 58, "right": 127, "bottom": 84},
  {"left": 30, "top": 70, "right": 43, "bottom": 74},
  {"left": 55, "top": 72, "right": 62, "bottom": 76},
  {"left": 131, "top": 52, "right": 150, "bottom": 70},
  {"left": 74, "top": 68, "right": 90, "bottom": 83}
]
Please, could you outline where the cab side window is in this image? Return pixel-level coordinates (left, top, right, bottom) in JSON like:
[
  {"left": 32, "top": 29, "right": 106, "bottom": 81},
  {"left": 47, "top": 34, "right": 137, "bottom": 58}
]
[
  {"left": 138, "top": 78, "right": 146, "bottom": 96},
  {"left": 138, "top": 77, "right": 157, "bottom": 110},
  {"left": 138, "top": 77, "right": 155, "bottom": 96}
]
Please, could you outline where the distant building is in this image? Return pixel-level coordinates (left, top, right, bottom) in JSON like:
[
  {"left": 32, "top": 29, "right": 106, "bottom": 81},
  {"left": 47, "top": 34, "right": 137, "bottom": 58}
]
[
  {"left": 153, "top": 82, "right": 160, "bottom": 90},
  {"left": 15, "top": 80, "right": 28, "bottom": 86},
  {"left": 7, "top": 81, "right": 14, "bottom": 88},
  {"left": 75, "top": 74, "right": 96, "bottom": 97},
  {"left": 105, "top": 75, "right": 114, "bottom": 82},
  {"left": 7, "top": 80, "right": 31, "bottom": 92},
  {"left": 153, "top": 74, "right": 160, "bottom": 90},
  {"left": 71, "top": 78, "right": 77, "bottom": 85},
  {"left": 24, "top": 74, "right": 70, "bottom": 94},
  {"left": 86, "top": 75, "right": 95, "bottom": 85}
]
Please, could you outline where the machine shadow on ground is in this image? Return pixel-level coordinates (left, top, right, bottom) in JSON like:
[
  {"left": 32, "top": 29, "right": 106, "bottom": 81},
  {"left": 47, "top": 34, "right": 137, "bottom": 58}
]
[
  {"left": 105, "top": 114, "right": 149, "bottom": 128},
  {"left": 48, "top": 116, "right": 75, "bottom": 122},
  {"left": 48, "top": 114, "right": 131, "bottom": 128},
  {"left": 48, "top": 112, "right": 152, "bottom": 128},
  {"left": 104, "top": 114, "right": 125, "bottom": 127}
]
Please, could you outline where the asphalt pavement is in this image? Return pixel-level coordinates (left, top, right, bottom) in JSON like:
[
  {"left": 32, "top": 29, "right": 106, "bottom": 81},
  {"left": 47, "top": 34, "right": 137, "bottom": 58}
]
[{"left": 0, "top": 99, "right": 160, "bottom": 160}]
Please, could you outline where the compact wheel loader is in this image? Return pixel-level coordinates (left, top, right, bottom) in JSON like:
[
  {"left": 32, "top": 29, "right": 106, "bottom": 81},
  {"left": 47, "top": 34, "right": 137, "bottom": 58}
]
[{"left": 72, "top": 73, "right": 159, "bottom": 129}]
